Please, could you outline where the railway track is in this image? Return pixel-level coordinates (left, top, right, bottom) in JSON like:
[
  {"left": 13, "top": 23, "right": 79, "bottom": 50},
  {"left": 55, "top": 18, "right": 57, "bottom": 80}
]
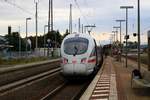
[
  {"left": 121, "top": 56, "right": 148, "bottom": 69},
  {"left": 41, "top": 82, "right": 67, "bottom": 100},
  {"left": 0, "top": 67, "right": 61, "bottom": 93},
  {"left": 127, "top": 55, "right": 147, "bottom": 65},
  {"left": 41, "top": 77, "right": 94, "bottom": 100},
  {"left": 0, "top": 59, "right": 66, "bottom": 100},
  {"left": 0, "top": 59, "right": 101, "bottom": 100},
  {"left": 0, "top": 59, "right": 60, "bottom": 87}
]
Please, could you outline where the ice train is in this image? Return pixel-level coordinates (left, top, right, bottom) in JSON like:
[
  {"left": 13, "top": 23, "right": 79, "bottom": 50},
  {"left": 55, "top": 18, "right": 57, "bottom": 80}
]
[{"left": 60, "top": 32, "right": 103, "bottom": 76}]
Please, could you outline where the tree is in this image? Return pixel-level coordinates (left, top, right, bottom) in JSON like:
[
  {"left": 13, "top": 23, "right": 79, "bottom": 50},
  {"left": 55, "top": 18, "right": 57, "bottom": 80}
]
[
  {"left": 56, "top": 30, "right": 63, "bottom": 44},
  {"left": 5, "top": 30, "right": 63, "bottom": 51},
  {"left": 46, "top": 30, "right": 62, "bottom": 47},
  {"left": 38, "top": 35, "right": 44, "bottom": 48},
  {"left": 28, "top": 36, "right": 36, "bottom": 50},
  {"left": 62, "top": 29, "right": 70, "bottom": 39},
  {"left": 5, "top": 32, "right": 26, "bottom": 51}
]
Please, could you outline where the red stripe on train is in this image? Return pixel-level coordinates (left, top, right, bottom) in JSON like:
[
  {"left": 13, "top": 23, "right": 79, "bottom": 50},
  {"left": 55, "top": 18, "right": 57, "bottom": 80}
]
[{"left": 88, "top": 59, "right": 96, "bottom": 63}]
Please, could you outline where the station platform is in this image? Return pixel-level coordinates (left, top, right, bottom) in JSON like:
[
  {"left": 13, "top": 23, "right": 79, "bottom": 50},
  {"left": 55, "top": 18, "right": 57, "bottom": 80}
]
[{"left": 80, "top": 57, "right": 150, "bottom": 100}]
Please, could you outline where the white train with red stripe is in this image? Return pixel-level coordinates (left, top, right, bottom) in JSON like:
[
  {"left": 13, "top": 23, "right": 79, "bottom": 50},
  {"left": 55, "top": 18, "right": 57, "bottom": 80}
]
[{"left": 60, "top": 32, "right": 103, "bottom": 76}]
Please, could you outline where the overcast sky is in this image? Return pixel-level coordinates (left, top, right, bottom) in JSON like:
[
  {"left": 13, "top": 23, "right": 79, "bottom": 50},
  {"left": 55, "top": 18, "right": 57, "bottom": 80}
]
[{"left": 0, "top": 0, "right": 150, "bottom": 44}]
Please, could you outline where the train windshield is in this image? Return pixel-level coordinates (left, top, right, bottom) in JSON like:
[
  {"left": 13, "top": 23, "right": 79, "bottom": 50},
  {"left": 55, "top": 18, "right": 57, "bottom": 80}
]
[{"left": 64, "top": 37, "right": 89, "bottom": 55}]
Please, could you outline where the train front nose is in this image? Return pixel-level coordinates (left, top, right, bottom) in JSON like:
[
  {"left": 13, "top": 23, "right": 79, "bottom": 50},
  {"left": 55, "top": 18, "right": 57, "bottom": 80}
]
[
  {"left": 62, "top": 64, "right": 74, "bottom": 75},
  {"left": 62, "top": 64, "right": 87, "bottom": 76}
]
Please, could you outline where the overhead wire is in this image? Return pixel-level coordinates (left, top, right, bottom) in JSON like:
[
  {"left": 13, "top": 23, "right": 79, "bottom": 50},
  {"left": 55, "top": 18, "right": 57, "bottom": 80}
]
[
  {"left": 3, "top": 0, "right": 48, "bottom": 22},
  {"left": 3, "top": 0, "right": 34, "bottom": 15},
  {"left": 74, "top": 0, "right": 89, "bottom": 25}
]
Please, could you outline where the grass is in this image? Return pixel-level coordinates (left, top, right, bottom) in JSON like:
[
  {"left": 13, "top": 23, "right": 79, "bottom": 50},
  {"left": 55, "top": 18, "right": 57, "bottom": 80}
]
[
  {"left": 0, "top": 56, "right": 60, "bottom": 66},
  {"left": 140, "top": 53, "right": 148, "bottom": 65}
]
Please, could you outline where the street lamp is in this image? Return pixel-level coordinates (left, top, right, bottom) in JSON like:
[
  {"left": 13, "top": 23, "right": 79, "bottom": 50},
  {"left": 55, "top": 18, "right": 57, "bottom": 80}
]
[
  {"left": 148, "top": 31, "right": 150, "bottom": 71},
  {"left": 120, "top": 6, "right": 134, "bottom": 68},
  {"left": 26, "top": 17, "right": 31, "bottom": 56},
  {"left": 116, "top": 20, "right": 125, "bottom": 44},
  {"left": 112, "top": 30, "right": 118, "bottom": 57},
  {"left": 116, "top": 19, "right": 125, "bottom": 61},
  {"left": 112, "top": 31, "right": 117, "bottom": 43},
  {"left": 113, "top": 26, "right": 120, "bottom": 61},
  {"left": 44, "top": 25, "right": 48, "bottom": 56},
  {"left": 113, "top": 26, "right": 120, "bottom": 42}
]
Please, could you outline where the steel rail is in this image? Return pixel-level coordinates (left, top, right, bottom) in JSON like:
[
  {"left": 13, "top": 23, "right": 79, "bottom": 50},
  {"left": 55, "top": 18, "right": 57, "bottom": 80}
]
[
  {"left": 0, "top": 67, "right": 61, "bottom": 94},
  {"left": 0, "top": 59, "right": 60, "bottom": 74},
  {"left": 40, "top": 82, "right": 67, "bottom": 100}
]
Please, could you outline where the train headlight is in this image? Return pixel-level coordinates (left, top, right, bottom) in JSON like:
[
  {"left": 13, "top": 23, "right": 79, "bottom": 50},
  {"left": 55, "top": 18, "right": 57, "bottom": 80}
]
[{"left": 61, "top": 57, "right": 68, "bottom": 64}]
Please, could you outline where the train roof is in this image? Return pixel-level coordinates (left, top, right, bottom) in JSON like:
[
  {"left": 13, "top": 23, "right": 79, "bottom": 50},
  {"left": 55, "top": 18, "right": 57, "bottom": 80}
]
[
  {"left": 64, "top": 32, "right": 93, "bottom": 40},
  {"left": 63, "top": 32, "right": 102, "bottom": 46}
]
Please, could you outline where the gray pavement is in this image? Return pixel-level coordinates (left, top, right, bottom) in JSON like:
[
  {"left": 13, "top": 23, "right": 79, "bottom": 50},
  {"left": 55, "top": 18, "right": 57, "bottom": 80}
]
[
  {"left": 81, "top": 56, "right": 150, "bottom": 100},
  {"left": 80, "top": 57, "right": 118, "bottom": 100},
  {"left": 112, "top": 57, "right": 150, "bottom": 100}
]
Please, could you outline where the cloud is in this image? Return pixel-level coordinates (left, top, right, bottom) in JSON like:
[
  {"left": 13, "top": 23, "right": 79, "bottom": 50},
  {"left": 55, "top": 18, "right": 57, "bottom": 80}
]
[{"left": 0, "top": 0, "right": 150, "bottom": 44}]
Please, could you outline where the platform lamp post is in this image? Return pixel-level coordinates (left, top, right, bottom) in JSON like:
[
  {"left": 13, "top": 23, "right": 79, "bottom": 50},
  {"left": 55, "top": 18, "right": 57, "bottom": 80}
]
[
  {"left": 137, "top": 0, "right": 141, "bottom": 71},
  {"left": 113, "top": 26, "right": 120, "bottom": 42},
  {"left": 110, "top": 34, "right": 114, "bottom": 56},
  {"left": 112, "top": 31, "right": 116, "bottom": 43},
  {"left": 116, "top": 20, "right": 125, "bottom": 61},
  {"left": 26, "top": 17, "right": 31, "bottom": 56},
  {"left": 148, "top": 31, "right": 150, "bottom": 71},
  {"left": 112, "top": 30, "right": 117, "bottom": 57},
  {"left": 120, "top": 6, "right": 134, "bottom": 68},
  {"left": 113, "top": 26, "right": 120, "bottom": 61}
]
